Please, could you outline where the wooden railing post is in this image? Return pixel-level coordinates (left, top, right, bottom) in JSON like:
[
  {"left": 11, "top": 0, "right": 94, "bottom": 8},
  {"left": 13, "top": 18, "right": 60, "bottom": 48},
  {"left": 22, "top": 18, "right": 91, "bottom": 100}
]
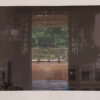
[
  {"left": 37, "top": 48, "right": 40, "bottom": 63},
  {"left": 58, "top": 48, "right": 61, "bottom": 63},
  {"left": 48, "top": 48, "right": 50, "bottom": 62}
]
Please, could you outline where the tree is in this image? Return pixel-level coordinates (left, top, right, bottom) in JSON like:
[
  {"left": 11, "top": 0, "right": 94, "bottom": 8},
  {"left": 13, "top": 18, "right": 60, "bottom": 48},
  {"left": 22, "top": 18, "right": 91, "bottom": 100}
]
[{"left": 32, "top": 27, "right": 68, "bottom": 48}]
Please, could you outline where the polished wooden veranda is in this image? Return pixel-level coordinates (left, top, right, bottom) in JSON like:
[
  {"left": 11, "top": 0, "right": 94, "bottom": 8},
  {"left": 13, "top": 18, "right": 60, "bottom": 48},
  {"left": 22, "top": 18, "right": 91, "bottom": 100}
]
[{"left": 32, "top": 61, "right": 68, "bottom": 80}]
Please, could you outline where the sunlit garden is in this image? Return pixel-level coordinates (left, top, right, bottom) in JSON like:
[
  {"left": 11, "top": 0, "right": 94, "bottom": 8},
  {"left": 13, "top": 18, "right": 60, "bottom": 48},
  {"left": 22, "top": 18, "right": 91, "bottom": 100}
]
[{"left": 32, "top": 27, "right": 68, "bottom": 61}]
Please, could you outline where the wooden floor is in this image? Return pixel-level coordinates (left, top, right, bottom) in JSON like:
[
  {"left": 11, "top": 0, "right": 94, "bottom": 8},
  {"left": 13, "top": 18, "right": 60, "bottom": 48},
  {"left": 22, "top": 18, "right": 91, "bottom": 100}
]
[{"left": 32, "top": 62, "right": 68, "bottom": 80}]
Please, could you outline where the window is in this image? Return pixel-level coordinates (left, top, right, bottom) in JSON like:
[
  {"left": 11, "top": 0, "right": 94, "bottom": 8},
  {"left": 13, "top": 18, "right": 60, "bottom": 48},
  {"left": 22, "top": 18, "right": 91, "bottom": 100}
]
[
  {"left": 81, "top": 71, "right": 90, "bottom": 81},
  {"left": 69, "top": 69, "right": 76, "bottom": 81}
]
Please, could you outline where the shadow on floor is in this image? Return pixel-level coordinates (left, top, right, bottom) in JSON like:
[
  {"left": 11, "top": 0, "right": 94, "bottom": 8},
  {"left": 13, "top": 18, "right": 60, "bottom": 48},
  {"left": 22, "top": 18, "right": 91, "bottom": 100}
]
[{"left": 32, "top": 80, "right": 68, "bottom": 90}]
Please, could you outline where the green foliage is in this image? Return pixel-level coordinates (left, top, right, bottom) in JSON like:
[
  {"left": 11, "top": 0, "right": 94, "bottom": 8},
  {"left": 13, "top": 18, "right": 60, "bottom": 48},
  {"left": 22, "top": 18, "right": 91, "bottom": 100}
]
[{"left": 32, "top": 27, "right": 68, "bottom": 48}]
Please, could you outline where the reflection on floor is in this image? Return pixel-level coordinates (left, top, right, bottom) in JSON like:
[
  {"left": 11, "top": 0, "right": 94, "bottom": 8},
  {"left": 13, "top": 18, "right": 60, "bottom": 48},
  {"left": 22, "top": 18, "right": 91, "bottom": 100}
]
[{"left": 32, "top": 80, "right": 68, "bottom": 90}]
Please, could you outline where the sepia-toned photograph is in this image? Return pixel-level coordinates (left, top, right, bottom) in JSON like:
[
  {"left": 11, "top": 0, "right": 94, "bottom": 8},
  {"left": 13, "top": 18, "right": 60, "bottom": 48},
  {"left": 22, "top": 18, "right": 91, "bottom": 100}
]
[{"left": 0, "top": 6, "right": 100, "bottom": 91}]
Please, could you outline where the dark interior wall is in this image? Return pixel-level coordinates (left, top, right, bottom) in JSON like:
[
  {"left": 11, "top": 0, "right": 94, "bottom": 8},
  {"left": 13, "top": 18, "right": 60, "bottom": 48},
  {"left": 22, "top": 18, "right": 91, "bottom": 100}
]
[
  {"left": 68, "top": 7, "right": 100, "bottom": 90},
  {"left": 68, "top": 7, "right": 99, "bottom": 65},
  {"left": 12, "top": 8, "right": 32, "bottom": 89},
  {"left": 94, "top": 12, "right": 100, "bottom": 47},
  {"left": 0, "top": 8, "right": 13, "bottom": 60},
  {"left": 0, "top": 7, "right": 32, "bottom": 90}
]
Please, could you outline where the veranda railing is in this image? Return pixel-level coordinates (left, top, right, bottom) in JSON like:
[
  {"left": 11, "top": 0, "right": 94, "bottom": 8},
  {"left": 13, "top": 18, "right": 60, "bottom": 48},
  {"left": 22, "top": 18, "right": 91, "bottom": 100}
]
[{"left": 32, "top": 48, "right": 68, "bottom": 63}]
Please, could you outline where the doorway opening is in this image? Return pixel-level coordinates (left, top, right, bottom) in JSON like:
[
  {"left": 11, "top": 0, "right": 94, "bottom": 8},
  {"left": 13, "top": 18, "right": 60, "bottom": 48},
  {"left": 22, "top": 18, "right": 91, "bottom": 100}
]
[{"left": 31, "top": 8, "right": 69, "bottom": 90}]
